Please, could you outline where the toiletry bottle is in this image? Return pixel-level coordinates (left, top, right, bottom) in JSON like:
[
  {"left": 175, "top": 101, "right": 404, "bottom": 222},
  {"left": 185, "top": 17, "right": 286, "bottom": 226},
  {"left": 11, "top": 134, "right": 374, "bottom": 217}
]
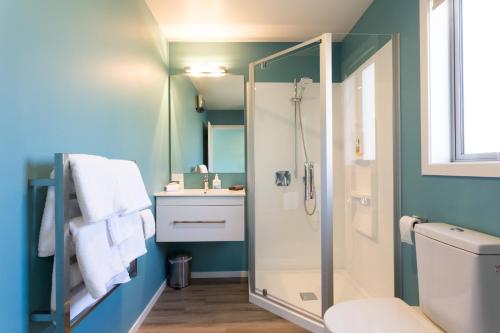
[
  {"left": 355, "top": 138, "right": 363, "bottom": 158},
  {"left": 212, "top": 174, "right": 222, "bottom": 189}
]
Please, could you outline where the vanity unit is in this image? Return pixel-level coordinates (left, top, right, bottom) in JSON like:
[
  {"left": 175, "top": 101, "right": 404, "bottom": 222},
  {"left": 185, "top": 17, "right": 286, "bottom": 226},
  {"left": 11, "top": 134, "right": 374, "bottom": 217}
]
[{"left": 155, "top": 189, "right": 245, "bottom": 242}]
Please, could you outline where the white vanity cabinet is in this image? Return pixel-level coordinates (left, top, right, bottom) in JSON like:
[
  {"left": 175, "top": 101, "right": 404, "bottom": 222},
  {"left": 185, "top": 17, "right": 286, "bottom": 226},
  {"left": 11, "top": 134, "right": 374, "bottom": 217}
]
[{"left": 155, "top": 189, "right": 245, "bottom": 242}]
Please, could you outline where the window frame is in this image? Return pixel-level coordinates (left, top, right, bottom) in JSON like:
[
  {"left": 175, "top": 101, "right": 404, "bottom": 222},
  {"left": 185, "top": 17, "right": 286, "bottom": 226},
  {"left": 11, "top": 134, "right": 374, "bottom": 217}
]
[
  {"left": 420, "top": 0, "right": 500, "bottom": 177},
  {"left": 451, "top": 0, "right": 500, "bottom": 162}
]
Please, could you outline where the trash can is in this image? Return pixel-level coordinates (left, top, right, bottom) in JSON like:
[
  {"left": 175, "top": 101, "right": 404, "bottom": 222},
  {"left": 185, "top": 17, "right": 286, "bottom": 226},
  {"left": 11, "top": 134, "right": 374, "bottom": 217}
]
[{"left": 168, "top": 255, "right": 192, "bottom": 289}]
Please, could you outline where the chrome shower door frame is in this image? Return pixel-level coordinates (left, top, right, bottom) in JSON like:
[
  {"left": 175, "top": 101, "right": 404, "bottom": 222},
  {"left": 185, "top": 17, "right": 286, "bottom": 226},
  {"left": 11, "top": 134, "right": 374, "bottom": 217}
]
[{"left": 246, "top": 33, "right": 333, "bottom": 332}]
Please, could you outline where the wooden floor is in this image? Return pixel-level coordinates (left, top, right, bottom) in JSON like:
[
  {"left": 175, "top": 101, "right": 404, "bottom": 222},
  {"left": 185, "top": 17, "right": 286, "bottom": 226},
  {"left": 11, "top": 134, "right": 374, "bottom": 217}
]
[{"left": 138, "top": 278, "right": 310, "bottom": 333}]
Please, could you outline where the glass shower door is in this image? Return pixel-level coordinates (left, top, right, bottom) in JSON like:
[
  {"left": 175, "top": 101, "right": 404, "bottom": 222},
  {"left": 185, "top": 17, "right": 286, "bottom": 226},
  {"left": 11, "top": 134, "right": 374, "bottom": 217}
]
[{"left": 248, "top": 35, "right": 332, "bottom": 321}]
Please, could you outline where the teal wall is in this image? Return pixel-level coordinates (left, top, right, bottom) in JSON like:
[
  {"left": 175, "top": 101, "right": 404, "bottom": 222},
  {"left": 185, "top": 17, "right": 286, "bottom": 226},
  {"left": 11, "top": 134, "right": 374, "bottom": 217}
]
[
  {"left": 348, "top": 0, "right": 500, "bottom": 305},
  {"left": 208, "top": 110, "right": 245, "bottom": 125},
  {"left": 340, "top": 34, "right": 392, "bottom": 79},
  {"left": 0, "top": 1, "right": 169, "bottom": 332},
  {"left": 170, "top": 75, "right": 207, "bottom": 173},
  {"left": 169, "top": 42, "right": 342, "bottom": 83},
  {"left": 183, "top": 173, "right": 246, "bottom": 189}
]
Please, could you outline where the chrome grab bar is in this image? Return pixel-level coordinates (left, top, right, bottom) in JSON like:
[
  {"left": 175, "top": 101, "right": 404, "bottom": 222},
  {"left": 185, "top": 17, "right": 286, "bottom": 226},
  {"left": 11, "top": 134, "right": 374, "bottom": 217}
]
[{"left": 173, "top": 220, "right": 226, "bottom": 224}]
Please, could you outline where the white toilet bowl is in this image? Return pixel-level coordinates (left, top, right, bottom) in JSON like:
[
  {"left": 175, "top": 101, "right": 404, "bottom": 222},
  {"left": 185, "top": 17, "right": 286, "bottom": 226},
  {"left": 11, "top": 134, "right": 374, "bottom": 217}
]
[
  {"left": 324, "top": 298, "right": 443, "bottom": 333},
  {"left": 324, "top": 223, "right": 500, "bottom": 333}
]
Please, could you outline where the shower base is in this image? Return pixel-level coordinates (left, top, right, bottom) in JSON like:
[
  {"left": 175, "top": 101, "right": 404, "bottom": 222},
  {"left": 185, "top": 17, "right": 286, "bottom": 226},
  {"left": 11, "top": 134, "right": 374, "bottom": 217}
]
[{"left": 255, "top": 268, "right": 369, "bottom": 319}]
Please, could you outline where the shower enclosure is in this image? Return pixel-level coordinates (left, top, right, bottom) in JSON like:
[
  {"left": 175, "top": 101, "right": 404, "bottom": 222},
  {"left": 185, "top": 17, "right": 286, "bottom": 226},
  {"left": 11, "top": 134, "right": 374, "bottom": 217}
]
[{"left": 247, "top": 33, "right": 400, "bottom": 332}]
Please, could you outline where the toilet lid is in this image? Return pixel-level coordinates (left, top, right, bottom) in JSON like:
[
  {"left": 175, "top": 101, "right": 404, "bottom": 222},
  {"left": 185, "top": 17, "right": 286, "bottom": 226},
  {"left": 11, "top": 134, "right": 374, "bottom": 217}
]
[{"left": 324, "top": 298, "right": 443, "bottom": 333}]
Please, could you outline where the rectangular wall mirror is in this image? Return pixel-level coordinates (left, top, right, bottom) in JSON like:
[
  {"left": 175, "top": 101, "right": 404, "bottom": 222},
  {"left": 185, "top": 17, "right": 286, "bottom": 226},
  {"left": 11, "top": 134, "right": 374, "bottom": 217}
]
[{"left": 170, "top": 73, "right": 245, "bottom": 176}]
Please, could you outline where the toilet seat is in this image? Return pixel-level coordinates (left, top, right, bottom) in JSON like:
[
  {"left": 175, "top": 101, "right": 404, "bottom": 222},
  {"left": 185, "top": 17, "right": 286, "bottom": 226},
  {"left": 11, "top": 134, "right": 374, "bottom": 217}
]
[{"left": 324, "top": 298, "right": 444, "bottom": 333}]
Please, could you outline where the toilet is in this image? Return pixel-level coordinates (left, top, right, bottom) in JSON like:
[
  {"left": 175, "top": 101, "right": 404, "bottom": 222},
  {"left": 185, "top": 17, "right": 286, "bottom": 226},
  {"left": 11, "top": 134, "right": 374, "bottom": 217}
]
[{"left": 324, "top": 223, "right": 500, "bottom": 333}]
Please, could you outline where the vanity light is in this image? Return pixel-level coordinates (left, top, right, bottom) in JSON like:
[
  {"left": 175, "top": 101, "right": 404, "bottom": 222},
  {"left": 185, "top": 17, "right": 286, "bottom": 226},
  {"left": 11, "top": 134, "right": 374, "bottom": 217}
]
[{"left": 184, "top": 65, "right": 227, "bottom": 77}]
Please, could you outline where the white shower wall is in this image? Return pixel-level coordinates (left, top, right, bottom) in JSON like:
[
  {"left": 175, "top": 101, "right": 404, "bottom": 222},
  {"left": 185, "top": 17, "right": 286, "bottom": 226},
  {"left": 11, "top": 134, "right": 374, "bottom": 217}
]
[
  {"left": 335, "top": 40, "right": 395, "bottom": 299},
  {"left": 254, "top": 82, "right": 322, "bottom": 272}
]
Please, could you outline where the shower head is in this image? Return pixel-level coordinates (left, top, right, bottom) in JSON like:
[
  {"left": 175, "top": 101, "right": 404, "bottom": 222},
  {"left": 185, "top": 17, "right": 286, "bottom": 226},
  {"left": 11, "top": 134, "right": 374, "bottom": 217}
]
[
  {"left": 292, "top": 77, "right": 313, "bottom": 101},
  {"left": 298, "top": 77, "right": 313, "bottom": 88}
]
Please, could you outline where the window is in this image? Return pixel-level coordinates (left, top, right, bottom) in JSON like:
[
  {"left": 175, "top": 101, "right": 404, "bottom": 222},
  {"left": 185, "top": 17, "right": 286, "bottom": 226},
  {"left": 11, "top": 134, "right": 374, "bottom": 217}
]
[
  {"left": 454, "top": 0, "right": 500, "bottom": 161},
  {"left": 420, "top": 0, "right": 500, "bottom": 177}
]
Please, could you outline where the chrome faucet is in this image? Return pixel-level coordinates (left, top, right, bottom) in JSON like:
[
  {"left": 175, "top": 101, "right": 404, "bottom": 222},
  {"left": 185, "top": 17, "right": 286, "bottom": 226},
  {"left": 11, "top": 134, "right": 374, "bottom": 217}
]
[{"left": 203, "top": 174, "right": 209, "bottom": 193}]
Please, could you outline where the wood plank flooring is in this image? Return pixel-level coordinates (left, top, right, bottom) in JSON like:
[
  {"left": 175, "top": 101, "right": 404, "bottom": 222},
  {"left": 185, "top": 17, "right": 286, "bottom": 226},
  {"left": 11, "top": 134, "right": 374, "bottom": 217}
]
[{"left": 138, "top": 278, "right": 310, "bottom": 333}]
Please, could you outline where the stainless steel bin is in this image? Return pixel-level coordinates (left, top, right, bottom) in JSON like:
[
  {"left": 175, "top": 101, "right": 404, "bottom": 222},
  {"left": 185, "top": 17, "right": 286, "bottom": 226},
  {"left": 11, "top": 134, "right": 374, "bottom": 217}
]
[{"left": 168, "top": 255, "right": 192, "bottom": 289}]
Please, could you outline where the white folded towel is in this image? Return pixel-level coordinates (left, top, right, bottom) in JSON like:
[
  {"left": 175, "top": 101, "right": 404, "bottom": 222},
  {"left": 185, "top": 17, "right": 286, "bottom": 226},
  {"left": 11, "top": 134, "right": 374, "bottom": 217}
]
[
  {"left": 165, "top": 182, "right": 180, "bottom": 192},
  {"left": 140, "top": 209, "right": 155, "bottom": 240},
  {"left": 106, "top": 212, "right": 142, "bottom": 246},
  {"left": 69, "top": 217, "right": 130, "bottom": 299},
  {"left": 38, "top": 170, "right": 81, "bottom": 257},
  {"left": 112, "top": 159, "right": 152, "bottom": 215},
  {"left": 70, "top": 154, "right": 124, "bottom": 223}
]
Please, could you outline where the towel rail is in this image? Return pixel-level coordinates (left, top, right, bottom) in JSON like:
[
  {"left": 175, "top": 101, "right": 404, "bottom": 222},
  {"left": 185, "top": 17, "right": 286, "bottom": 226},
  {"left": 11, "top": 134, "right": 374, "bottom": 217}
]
[{"left": 29, "top": 153, "right": 138, "bottom": 333}]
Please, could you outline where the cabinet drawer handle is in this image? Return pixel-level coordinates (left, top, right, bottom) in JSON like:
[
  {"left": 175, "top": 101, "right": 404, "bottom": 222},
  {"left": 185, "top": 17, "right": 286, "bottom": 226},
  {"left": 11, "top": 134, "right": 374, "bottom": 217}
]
[{"left": 173, "top": 220, "right": 226, "bottom": 224}]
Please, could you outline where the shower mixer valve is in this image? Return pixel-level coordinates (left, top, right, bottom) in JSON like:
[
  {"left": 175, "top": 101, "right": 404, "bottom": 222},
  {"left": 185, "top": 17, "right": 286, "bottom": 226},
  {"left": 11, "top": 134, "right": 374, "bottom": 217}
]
[{"left": 275, "top": 171, "right": 291, "bottom": 186}]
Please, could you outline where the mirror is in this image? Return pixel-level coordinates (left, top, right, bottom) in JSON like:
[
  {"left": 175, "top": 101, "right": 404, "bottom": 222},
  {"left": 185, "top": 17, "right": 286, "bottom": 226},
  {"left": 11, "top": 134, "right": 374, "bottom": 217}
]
[
  {"left": 170, "top": 74, "right": 245, "bottom": 174},
  {"left": 208, "top": 123, "right": 245, "bottom": 172}
]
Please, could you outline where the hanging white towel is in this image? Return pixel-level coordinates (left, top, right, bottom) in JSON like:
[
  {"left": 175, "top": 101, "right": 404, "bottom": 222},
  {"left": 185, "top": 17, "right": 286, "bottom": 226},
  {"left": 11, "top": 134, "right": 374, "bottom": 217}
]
[
  {"left": 69, "top": 217, "right": 130, "bottom": 299},
  {"left": 50, "top": 263, "right": 84, "bottom": 311},
  {"left": 38, "top": 170, "right": 81, "bottom": 257},
  {"left": 106, "top": 212, "right": 142, "bottom": 246},
  {"left": 140, "top": 209, "right": 156, "bottom": 240},
  {"left": 51, "top": 270, "right": 131, "bottom": 318},
  {"left": 70, "top": 154, "right": 124, "bottom": 223},
  {"left": 117, "top": 218, "right": 147, "bottom": 266},
  {"left": 49, "top": 226, "right": 86, "bottom": 313},
  {"left": 112, "top": 159, "right": 152, "bottom": 215}
]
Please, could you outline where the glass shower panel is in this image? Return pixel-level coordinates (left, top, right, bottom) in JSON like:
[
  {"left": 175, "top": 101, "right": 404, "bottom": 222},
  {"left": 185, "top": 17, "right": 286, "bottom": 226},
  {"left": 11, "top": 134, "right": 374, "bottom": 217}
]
[
  {"left": 332, "top": 34, "right": 395, "bottom": 304},
  {"left": 252, "top": 44, "right": 323, "bottom": 319}
]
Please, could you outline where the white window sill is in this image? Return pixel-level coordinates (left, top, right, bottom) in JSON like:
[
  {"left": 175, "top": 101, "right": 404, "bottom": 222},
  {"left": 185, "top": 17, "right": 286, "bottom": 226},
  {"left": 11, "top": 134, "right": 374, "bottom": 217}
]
[{"left": 422, "top": 161, "right": 500, "bottom": 178}]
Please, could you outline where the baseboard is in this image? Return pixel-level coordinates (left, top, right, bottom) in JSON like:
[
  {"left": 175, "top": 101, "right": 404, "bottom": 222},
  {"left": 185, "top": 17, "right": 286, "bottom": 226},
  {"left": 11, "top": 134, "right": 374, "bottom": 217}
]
[
  {"left": 191, "top": 271, "right": 248, "bottom": 278},
  {"left": 128, "top": 280, "right": 166, "bottom": 333}
]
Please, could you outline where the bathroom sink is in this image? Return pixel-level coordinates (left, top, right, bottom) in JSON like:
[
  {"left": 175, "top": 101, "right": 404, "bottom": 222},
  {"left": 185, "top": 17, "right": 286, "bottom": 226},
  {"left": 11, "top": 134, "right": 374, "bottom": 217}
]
[{"left": 155, "top": 188, "right": 245, "bottom": 197}]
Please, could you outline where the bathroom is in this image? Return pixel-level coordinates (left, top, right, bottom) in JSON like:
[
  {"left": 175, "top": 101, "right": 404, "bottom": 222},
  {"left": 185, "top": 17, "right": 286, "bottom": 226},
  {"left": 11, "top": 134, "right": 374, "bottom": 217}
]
[{"left": 1, "top": 0, "right": 500, "bottom": 332}]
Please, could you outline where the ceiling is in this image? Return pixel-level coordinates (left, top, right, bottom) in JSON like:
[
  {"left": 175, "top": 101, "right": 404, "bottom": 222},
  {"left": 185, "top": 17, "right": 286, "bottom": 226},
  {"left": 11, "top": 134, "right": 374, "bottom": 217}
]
[
  {"left": 145, "top": 0, "right": 373, "bottom": 42},
  {"left": 189, "top": 75, "right": 244, "bottom": 110}
]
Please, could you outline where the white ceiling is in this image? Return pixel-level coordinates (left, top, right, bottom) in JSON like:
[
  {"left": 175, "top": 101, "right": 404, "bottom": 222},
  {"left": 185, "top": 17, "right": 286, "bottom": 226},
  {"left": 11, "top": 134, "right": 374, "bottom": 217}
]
[
  {"left": 145, "top": 0, "right": 373, "bottom": 42},
  {"left": 189, "top": 75, "right": 245, "bottom": 110}
]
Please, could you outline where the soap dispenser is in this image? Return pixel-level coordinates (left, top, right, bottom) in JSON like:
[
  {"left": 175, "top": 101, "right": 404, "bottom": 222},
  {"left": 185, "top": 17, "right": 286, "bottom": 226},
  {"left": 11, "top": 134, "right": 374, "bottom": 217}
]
[{"left": 212, "top": 174, "right": 222, "bottom": 189}]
